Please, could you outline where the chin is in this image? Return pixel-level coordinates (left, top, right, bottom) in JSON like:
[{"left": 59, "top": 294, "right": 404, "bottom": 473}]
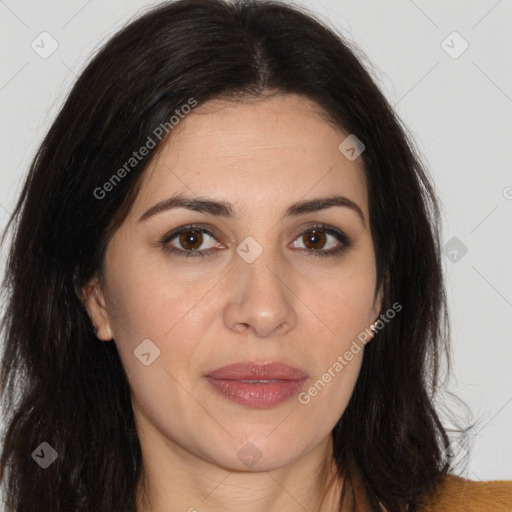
[{"left": 196, "top": 427, "right": 317, "bottom": 472}]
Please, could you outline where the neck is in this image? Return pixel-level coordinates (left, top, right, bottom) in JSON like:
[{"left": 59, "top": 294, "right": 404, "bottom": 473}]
[{"left": 135, "top": 417, "right": 342, "bottom": 512}]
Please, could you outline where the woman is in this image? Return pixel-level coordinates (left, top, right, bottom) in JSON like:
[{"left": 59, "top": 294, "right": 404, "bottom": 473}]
[{"left": 0, "top": 0, "right": 510, "bottom": 511}]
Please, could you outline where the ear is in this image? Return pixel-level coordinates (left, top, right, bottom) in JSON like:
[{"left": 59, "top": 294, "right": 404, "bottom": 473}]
[
  {"left": 81, "top": 276, "right": 114, "bottom": 341},
  {"left": 371, "top": 284, "right": 383, "bottom": 321},
  {"left": 369, "top": 284, "right": 384, "bottom": 339}
]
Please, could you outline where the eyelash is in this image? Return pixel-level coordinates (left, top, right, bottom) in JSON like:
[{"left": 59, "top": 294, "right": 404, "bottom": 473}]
[{"left": 160, "top": 223, "right": 352, "bottom": 259}]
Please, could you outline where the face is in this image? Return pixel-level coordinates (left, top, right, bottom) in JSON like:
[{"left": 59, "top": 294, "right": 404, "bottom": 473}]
[{"left": 83, "top": 93, "right": 381, "bottom": 473}]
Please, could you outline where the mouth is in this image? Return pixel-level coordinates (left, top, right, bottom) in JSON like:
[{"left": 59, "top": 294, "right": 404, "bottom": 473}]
[{"left": 204, "top": 362, "right": 308, "bottom": 408}]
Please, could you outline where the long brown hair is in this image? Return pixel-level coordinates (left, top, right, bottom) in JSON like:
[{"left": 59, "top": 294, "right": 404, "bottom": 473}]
[{"left": 1, "top": 1, "right": 451, "bottom": 510}]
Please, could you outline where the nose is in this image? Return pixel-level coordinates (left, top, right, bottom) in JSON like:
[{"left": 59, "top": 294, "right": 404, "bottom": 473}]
[{"left": 223, "top": 245, "right": 297, "bottom": 338}]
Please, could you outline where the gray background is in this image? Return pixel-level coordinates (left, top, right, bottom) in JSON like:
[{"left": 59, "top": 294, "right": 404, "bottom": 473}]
[{"left": 0, "top": 0, "right": 511, "bottom": 480}]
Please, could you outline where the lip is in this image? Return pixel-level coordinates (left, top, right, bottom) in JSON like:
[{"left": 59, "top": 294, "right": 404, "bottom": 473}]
[
  {"left": 204, "top": 362, "right": 308, "bottom": 408},
  {"left": 206, "top": 362, "right": 308, "bottom": 380}
]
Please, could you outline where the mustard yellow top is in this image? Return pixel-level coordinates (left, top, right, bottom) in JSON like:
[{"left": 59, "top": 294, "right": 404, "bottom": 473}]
[{"left": 420, "top": 474, "right": 512, "bottom": 511}]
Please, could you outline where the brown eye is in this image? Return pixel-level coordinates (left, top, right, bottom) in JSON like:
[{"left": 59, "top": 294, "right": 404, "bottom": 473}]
[
  {"left": 163, "top": 226, "right": 220, "bottom": 257},
  {"left": 179, "top": 230, "right": 204, "bottom": 251},
  {"left": 163, "top": 224, "right": 350, "bottom": 259},
  {"left": 301, "top": 229, "right": 327, "bottom": 250},
  {"left": 291, "top": 225, "right": 352, "bottom": 257}
]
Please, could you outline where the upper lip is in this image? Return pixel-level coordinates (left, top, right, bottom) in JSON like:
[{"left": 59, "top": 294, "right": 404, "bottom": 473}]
[{"left": 205, "top": 362, "right": 308, "bottom": 380}]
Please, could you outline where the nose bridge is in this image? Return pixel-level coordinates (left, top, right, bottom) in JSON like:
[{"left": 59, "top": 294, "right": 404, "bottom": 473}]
[
  {"left": 224, "top": 235, "right": 297, "bottom": 337},
  {"left": 235, "top": 235, "right": 287, "bottom": 301}
]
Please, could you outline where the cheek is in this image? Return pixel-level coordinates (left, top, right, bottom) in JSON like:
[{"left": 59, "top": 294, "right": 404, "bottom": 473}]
[
  {"left": 103, "top": 263, "right": 209, "bottom": 407},
  {"left": 105, "top": 250, "right": 211, "bottom": 341},
  {"left": 298, "top": 257, "right": 376, "bottom": 407},
  {"left": 292, "top": 341, "right": 364, "bottom": 457},
  {"left": 305, "top": 262, "right": 377, "bottom": 343}
]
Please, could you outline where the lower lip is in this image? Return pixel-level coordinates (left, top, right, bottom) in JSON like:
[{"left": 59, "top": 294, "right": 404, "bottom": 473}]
[{"left": 204, "top": 377, "right": 307, "bottom": 408}]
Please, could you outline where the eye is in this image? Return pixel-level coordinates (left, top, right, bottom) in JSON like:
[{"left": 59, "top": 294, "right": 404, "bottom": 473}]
[
  {"left": 161, "top": 224, "right": 222, "bottom": 258},
  {"left": 290, "top": 224, "right": 351, "bottom": 257},
  {"left": 160, "top": 223, "right": 351, "bottom": 259}
]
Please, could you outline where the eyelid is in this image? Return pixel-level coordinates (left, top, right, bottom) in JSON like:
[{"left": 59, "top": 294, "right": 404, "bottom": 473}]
[
  {"left": 160, "top": 222, "right": 352, "bottom": 258},
  {"left": 161, "top": 223, "right": 224, "bottom": 245},
  {"left": 290, "top": 223, "right": 352, "bottom": 255}
]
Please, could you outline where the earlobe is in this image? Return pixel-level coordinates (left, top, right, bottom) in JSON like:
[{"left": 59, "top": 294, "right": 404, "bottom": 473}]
[
  {"left": 372, "top": 284, "right": 383, "bottom": 317},
  {"left": 369, "top": 285, "right": 384, "bottom": 340},
  {"left": 81, "top": 278, "right": 114, "bottom": 342},
  {"left": 369, "top": 321, "right": 378, "bottom": 339}
]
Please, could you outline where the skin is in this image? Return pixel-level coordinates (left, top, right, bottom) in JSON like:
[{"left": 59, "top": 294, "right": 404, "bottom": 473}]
[{"left": 83, "top": 93, "right": 382, "bottom": 512}]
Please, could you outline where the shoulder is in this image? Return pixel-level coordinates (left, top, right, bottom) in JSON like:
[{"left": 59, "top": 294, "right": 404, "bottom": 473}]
[{"left": 420, "top": 474, "right": 512, "bottom": 512}]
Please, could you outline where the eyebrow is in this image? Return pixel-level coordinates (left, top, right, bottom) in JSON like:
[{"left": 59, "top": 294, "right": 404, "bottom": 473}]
[{"left": 138, "top": 194, "right": 366, "bottom": 226}]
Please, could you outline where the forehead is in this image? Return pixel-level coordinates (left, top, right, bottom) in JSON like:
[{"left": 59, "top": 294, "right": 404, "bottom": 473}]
[{"left": 131, "top": 94, "right": 369, "bottom": 219}]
